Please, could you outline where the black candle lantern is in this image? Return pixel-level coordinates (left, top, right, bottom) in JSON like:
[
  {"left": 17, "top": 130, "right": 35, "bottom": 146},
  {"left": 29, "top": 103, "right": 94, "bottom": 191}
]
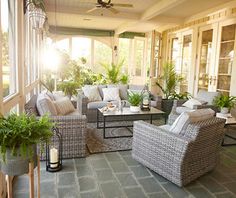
[
  {"left": 141, "top": 84, "right": 151, "bottom": 111},
  {"left": 46, "top": 127, "right": 62, "bottom": 172}
]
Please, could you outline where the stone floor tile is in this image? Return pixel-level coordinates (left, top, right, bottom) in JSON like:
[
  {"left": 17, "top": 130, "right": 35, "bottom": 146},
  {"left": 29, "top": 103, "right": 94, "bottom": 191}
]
[
  {"left": 223, "top": 182, "right": 236, "bottom": 195},
  {"left": 95, "top": 169, "right": 115, "bottom": 182},
  {"left": 124, "top": 187, "right": 147, "bottom": 198},
  {"left": 80, "top": 191, "right": 102, "bottom": 198},
  {"left": 58, "top": 186, "right": 80, "bottom": 198},
  {"left": 40, "top": 181, "right": 57, "bottom": 197},
  {"left": 209, "top": 170, "right": 232, "bottom": 183},
  {"left": 76, "top": 165, "right": 93, "bottom": 177},
  {"left": 100, "top": 181, "right": 124, "bottom": 198},
  {"left": 40, "top": 170, "right": 56, "bottom": 182},
  {"left": 118, "top": 150, "right": 132, "bottom": 156},
  {"left": 13, "top": 192, "right": 29, "bottom": 198},
  {"left": 215, "top": 192, "right": 236, "bottom": 198},
  {"left": 58, "top": 172, "right": 76, "bottom": 186},
  {"left": 186, "top": 187, "right": 214, "bottom": 198},
  {"left": 74, "top": 158, "right": 89, "bottom": 165},
  {"left": 198, "top": 176, "right": 227, "bottom": 193},
  {"left": 105, "top": 152, "right": 122, "bottom": 162},
  {"left": 162, "top": 182, "right": 189, "bottom": 198},
  {"left": 138, "top": 177, "right": 164, "bottom": 193},
  {"left": 122, "top": 156, "right": 140, "bottom": 166},
  {"left": 110, "top": 161, "right": 130, "bottom": 173},
  {"left": 91, "top": 158, "right": 110, "bottom": 169},
  {"left": 150, "top": 170, "right": 169, "bottom": 183},
  {"left": 148, "top": 192, "right": 171, "bottom": 198},
  {"left": 131, "top": 166, "right": 151, "bottom": 178},
  {"left": 79, "top": 177, "right": 97, "bottom": 192},
  {"left": 13, "top": 175, "right": 29, "bottom": 192},
  {"left": 116, "top": 173, "right": 138, "bottom": 187},
  {"left": 88, "top": 153, "right": 105, "bottom": 160}
]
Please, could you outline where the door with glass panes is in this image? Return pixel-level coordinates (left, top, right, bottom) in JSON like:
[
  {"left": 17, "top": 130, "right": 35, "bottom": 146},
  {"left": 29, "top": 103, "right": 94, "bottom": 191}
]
[
  {"left": 214, "top": 20, "right": 236, "bottom": 96},
  {"left": 170, "top": 30, "right": 193, "bottom": 93},
  {"left": 195, "top": 25, "right": 218, "bottom": 95},
  {"left": 131, "top": 37, "right": 147, "bottom": 85}
]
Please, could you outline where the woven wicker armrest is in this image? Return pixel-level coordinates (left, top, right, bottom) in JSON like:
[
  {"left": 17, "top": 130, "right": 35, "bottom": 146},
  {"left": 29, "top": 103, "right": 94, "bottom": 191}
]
[
  {"left": 50, "top": 115, "right": 87, "bottom": 128},
  {"left": 133, "top": 120, "right": 191, "bottom": 153},
  {"left": 78, "top": 93, "right": 89, "bottom": 115}
]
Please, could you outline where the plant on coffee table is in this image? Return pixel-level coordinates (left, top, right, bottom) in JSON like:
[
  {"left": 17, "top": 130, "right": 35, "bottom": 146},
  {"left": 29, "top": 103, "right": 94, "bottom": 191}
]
[
  {"left": 128, "top": 91, "right": 142, "bottom": 112},
  {"left": 213, "top": 95, "right": 236, "bottom": 114}
]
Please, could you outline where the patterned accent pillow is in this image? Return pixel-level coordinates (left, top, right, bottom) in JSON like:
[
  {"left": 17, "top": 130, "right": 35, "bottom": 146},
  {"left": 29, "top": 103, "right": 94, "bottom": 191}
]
[
  {"left": 102, "top": 87, "right": 121, "bottom": 101},
  {"left": 54, "top": 97, "right": 75, "bottom": 115},
  {"left": 82, "top": 86, "right": 102, "bottom": 102},
  {"left": 36, "top": 94, "right": 57, "bottom": 116}
]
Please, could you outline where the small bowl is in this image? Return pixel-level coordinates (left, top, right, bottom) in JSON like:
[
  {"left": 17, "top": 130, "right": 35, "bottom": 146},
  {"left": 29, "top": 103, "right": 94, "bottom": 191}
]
[{"left": 108, "top": 105, "right": 116, "bottom": 111}]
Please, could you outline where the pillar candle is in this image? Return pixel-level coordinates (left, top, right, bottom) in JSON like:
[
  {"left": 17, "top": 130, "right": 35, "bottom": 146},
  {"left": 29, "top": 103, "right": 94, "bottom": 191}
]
[{"left": 50, "top": 148, "right": 58, "bottom": 168}]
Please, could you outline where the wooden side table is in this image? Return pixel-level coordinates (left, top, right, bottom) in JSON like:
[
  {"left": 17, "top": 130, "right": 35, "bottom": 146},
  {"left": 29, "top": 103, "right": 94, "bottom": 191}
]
[{"left": 5, "top": 155, "right": 41, "bottom": 198}]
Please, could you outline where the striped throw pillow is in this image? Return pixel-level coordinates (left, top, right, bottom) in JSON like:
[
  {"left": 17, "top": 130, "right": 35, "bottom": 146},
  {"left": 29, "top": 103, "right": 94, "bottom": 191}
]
[{"left": 54, "top": 97, "right": 75, "bottom": 115}]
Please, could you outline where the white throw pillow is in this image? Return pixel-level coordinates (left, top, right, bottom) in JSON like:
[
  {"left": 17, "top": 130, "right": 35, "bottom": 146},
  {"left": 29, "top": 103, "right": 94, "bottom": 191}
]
[
  {"left": 82, "top": 86, "right": 102, "bottom": 102},
  {"left": 54, "top": 97, "right": 75, "bottom": 115},
  {"left": 102, "top": 87, "right": 121, "bottom": 101},
  {"left": 182, "top": 98, "right": 203, "bottom": 109},
  {"left": 170, "top": 108, "right": 215, "bottom": 135},
  {"left": 37, "top": 94, "right": 57, "bottom": 116}
]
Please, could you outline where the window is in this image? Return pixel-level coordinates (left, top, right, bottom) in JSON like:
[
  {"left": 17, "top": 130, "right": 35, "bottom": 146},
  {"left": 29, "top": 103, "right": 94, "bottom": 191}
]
[
  {"left": 1, "top": 0, "right": 17, "bottom": 99},
  {"left": 118, "top": 38, "right": 130, "bottom": 73},
  {"left": 94, "top": 40, "right": 112, "bottom": 73},
  {"left": 72, "top": 37, "right": 91, "bottom": 67},
  {"left": 134, "top": 39, "right": 145, "bottom": 76},
  {"left": 56, "top": 38, "right": 69, "bottom": 53}
]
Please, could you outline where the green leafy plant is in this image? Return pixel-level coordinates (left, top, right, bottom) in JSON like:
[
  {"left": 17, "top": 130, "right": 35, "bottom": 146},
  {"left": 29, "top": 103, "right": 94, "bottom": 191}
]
[
  {"left": 0, "top": 113, "right": 53, "bottom": 162},
  {"left": 120, "top": 74, "right": 129, "bottom": 84},
  {"left": 101, "top": 60, "right": 125, "bottom": 84},
  {"left": 169, "top": 92, "right": 192, "bottom": 100},
  {"left": 128, "top": 91, "right": 142, "bottom": 106},
  {"left": 156, "top": 62, "right": 183, "bottom": 99},
  {"left": 41, "top": 78, "right": 55, "bottom": 93},
  {"left": 213, "top": 95, "right": 236, "bottom": 109},
  {"left": 27, "top": 0, "right": 45, "bottom": 11},
  {"left": 57, "top": 81, "right": 79, "bottom": 99}
]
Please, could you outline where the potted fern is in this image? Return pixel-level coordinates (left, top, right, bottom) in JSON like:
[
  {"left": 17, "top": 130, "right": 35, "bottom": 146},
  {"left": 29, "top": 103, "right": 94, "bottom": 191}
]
[
  {"left": 58, "top": 81, "right": 79, "bottom": 100},
  {"left": 156, "top": 62, "right": 183, "bottom": 114},
  {"left": 0, "top": 113, "right": 53, "bottom": 176},
  {"left": 128, "top": 91, "right": 142, "bottom": 112},
  {"left": 213, "top": 95, "right": 236, "bottom": 114}
]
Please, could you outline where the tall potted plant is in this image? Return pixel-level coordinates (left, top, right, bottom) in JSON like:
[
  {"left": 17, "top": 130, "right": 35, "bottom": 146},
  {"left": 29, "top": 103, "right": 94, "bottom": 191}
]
[
  {"left": 58, "top": 81, "right": 79, "bottom": 100},
  {"left": 0, "top": 113, "right": 53, "bottom": 176},
  {"left": 156, "top": 62, "right": 183, "bottom": 114},
  {"left": 213, "top": 95, "right": 236, "bottom": 114}
]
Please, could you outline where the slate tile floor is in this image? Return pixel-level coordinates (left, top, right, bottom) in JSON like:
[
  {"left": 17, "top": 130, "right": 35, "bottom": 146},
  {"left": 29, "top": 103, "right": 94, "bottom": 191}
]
[{"left": 13, "top": 147, "right": 236, "bottom": 198}]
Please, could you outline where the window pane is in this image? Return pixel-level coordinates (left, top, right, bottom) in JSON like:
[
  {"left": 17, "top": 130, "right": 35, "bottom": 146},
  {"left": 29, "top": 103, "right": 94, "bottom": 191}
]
[
  {"left": 72, "top": 37, "right": 91, "bottom": 67},
  {"left": 118, "top": 38, "right": 130, "bottom": 73},
  {"left": 56, "top": 38, "right": 69, "bottom": 53},
  {"left": 135, "top": 40, "right": 145, "bottom": 76},
  {"left": 94, "top": 40, "right": 112, "bottom": 73},
  {"left": 1, "top": 0, "right": 17, "bottom": 98}
]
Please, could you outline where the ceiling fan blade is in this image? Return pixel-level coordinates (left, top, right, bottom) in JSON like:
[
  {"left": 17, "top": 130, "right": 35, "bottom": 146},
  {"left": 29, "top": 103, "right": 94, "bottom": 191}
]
[
  {"left": 86, "top": 7, "right": 99, "bottom": 13},
  {"left": 108, "top": 7, "right": 119, "bottom": 14},
  {"left": 112, "top": 3, "right": 133, "bottom": 8}
]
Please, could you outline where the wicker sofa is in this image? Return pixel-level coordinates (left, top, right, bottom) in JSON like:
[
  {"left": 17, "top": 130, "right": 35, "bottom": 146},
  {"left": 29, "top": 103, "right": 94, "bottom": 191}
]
[
  {"left": 78, "top": 84, "right": 162, "bottom": 122},
  {"left": 25, "top": 94, "right": 87, "bottom": 159},
  {"left": 168, "top": 90, "right": 219, "bottom": 125},
  {"left": 132, "top": 115, "right": 225, "bottom": 186}
]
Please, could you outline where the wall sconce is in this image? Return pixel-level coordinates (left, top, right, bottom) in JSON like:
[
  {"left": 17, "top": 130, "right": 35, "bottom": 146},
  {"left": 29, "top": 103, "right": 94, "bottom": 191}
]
[{"left": 25, "top": 0, "right": 47, "bottom": 30}]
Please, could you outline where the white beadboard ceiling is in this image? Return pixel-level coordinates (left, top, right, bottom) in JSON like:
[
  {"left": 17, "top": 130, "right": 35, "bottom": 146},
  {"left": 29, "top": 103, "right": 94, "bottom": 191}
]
[{"left": 45, "top": 0, "right": 234, "bottom": 33}]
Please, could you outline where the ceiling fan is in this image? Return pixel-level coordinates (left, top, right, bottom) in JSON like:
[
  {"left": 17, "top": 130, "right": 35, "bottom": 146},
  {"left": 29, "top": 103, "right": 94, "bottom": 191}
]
[{"left": 86, "top": 0, "right": 133, "bottom": 14}]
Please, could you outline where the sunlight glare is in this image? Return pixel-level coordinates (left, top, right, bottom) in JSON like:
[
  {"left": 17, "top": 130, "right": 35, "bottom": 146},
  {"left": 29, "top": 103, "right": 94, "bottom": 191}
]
[{"left": 43, "top": 48, "right": 60, "bottom": 72}]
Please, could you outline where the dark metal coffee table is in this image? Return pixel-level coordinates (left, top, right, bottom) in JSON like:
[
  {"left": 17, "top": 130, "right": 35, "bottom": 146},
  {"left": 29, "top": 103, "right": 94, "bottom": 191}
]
[{"left": 97, "top": 107, "right": 166, "bottom": 139}]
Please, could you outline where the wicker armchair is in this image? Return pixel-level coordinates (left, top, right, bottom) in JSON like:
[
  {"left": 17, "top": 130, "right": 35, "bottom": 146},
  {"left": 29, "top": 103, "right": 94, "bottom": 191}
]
[
  {"left": 25, "top": 95, "right": 87, "bottom": 159},
  {"left": 132, "top": 117, "right": 225, "bottom": 187}
]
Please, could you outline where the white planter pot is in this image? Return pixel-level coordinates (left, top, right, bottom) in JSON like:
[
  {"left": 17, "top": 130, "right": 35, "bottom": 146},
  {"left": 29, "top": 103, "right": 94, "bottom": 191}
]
[
  {"left": 221, "top": 107, "right": 229, "bottom": 114},
  {"left": 130, "top": 106, "right": 140, "bottom": 113}
]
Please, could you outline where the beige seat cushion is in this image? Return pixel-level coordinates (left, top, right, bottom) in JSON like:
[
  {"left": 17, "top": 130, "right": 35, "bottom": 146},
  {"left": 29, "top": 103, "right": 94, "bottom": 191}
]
[
  {"left": 54, "top": 97, "right": 75, "bottom": 115},
  {"left": 170, "top": 108, "right": 215, "bottom": 135}
]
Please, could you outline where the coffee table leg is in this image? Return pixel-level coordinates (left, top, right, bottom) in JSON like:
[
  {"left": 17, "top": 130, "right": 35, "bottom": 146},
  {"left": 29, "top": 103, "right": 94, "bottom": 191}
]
[
  {"left": 150, "top": 115, "right": 153, "bottom": 124},
  {"left": 103, "top": 116, "right": 106, "bottom": 139},
  {"left": 97, "top": 109, "right": 99, "bottom": 128}
]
